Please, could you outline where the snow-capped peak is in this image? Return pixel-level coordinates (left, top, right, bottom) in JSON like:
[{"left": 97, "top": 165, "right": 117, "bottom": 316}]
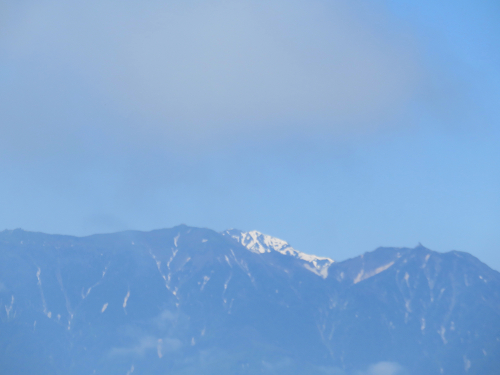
[{"left": 222, "top": 229, "right": 334, "bottom": 278}]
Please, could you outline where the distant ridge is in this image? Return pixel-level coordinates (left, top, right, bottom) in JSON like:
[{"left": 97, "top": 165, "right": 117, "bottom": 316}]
[{"left": 0, "top": 225, "right": 498, "bottom": 375}]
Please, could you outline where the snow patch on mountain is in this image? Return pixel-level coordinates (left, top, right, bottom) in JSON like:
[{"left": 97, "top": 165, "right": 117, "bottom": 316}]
[{"left": 222, "top": 229, "right": 334, "bottom": 278}]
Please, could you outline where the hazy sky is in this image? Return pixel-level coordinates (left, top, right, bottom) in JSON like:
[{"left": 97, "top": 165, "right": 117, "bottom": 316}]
[{"left": 1, "top": 0, "right": 499, "bottom": 269}]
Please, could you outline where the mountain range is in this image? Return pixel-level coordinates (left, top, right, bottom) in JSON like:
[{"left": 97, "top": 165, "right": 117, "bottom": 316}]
[{"left": 0, "top": 225, "right": 499, "bottom": 375}]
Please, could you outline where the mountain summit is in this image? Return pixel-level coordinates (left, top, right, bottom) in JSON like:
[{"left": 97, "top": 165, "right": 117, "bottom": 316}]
[
  {"left": 0, "top": 226, "right": 498, "bottom": 375},
  {"left": 222, "top": 229, "right": 334, "bottom": 278}
]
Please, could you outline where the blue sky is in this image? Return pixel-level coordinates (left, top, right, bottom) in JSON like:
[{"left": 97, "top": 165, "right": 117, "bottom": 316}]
[{"left": 1, "top": 0, "right": 499, "bottom": 270}]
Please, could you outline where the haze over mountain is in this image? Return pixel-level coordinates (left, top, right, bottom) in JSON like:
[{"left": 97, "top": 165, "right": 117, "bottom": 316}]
[
  {"left": 2, "top": 0, "right": 500, "bottom": 275},
  {"left": 0, "top": 225, "right": 499, "bottom": 375}
]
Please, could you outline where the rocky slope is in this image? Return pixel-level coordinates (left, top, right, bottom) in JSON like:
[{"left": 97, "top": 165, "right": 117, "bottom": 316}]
[{"left": 0, "top": 226, "right": 498, "bottom": 375}]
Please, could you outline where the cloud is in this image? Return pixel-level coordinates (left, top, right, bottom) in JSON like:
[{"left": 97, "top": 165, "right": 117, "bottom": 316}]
[
  {"left": 82, "top": 213, "right": 129, "bottom": 234},
  {"left": 261, "top": 357, "right": 294, "bottom": 372},
  {"left": 110, "top": 309, "right": 185, "bottom": 358},
  {"left": 0, "top": 0, "right": 423, "bottom": 159},
  {"left": 110, "top": 335, "right": 182, "bottom": 357},
  {"left": 152, "top": 309, "right": 181, "bottom": 331},
  {"left": 356, "top": 361, "right": 408, "bottom": 375},
  {"left": 109, "top": 335, "right": 157, "bottom": 357}
]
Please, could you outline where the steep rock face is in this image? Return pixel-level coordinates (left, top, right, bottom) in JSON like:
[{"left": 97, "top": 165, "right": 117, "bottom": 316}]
[
  {"left": 0, "top": 226, "right": 498, "bottom": 375},
  {"left": 321, "top": 246, "right": 500, "bottom": 374}
]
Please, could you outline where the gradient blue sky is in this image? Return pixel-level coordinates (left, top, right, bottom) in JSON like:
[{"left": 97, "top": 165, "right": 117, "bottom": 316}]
[{"left": 1, "top": 0, "right": 499, "bottom": 269}]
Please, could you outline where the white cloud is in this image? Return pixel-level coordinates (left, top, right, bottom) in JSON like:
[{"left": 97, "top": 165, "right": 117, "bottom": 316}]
[
  {"left": 0, "top": 0, "right": 423, "bottom": 155},
  {"left": 357, "top": 361, "right": 407, "bottom": 375},
  {"left": 110, "top": 335, "right": 181, "bottom": 357}
]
